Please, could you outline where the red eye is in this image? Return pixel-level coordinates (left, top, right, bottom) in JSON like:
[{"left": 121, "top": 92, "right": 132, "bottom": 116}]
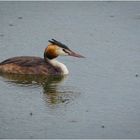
[
  {"left": 63, "top": 49, "right": 71, "bottom": 55},
  {"left": 63, "top": 49, "right": 67, "bottom": 53}
]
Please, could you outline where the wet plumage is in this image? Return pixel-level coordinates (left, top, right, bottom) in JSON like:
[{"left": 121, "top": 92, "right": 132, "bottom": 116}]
[
  {"left": 0, "top": 39, "right": 84, "bottom": 75},
  {"left": 0, "top": 56, "right": 61, "bottom": 75}
]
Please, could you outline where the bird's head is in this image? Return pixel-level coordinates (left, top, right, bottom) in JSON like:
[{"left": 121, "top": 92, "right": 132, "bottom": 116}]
[{"left": 44, "top": 39, "right": 85, "bottom": 60}]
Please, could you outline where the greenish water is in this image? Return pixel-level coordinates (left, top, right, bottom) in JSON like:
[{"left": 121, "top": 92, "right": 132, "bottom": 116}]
[{"left": 0, "top": 1, "right": 140, "bottom": 139}]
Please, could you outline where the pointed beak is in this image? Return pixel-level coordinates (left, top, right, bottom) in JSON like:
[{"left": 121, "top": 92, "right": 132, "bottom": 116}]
[{"left": 69, "top": 50, "right": 85, "bottom": 58}]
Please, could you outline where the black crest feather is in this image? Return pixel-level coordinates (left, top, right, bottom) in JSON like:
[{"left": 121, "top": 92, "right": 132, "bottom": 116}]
[{"left": 48, "top": 39, "right": 70, "bottom": 50}]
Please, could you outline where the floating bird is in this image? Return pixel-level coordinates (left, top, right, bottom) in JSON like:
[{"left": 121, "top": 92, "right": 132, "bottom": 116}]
[{"left": 0, "top": 39, "right": 84, "bottom": 75}]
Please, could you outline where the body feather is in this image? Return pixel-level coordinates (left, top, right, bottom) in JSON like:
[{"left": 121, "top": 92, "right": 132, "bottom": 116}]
[{"left": 0, "top": 56, "right": 61, "bottom": 75}]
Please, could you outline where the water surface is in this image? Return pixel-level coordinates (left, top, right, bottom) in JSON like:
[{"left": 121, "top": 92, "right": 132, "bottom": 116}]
[{"left": 0, "top": 1, "right": 140, "bottom": 139}]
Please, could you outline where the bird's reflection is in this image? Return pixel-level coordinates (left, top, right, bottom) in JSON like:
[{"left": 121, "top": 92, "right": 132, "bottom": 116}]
[{"left": 0, "top": 73, "right": 80, "bottom": 106}]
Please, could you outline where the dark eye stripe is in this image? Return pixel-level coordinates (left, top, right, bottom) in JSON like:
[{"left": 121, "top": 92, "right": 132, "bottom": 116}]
[{"left": 63, "top": 49, "right": 70, "bottom": 55}]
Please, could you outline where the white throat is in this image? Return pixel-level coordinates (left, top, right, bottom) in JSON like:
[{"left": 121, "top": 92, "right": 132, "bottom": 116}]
[{"left": 49, "top": 59, "right": 69, "bottom": 75}]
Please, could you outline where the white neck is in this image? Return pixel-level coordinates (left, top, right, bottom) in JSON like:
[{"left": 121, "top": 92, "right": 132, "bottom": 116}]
[{"left": 49, "top": 59, "right": 69, "bottom": 75}]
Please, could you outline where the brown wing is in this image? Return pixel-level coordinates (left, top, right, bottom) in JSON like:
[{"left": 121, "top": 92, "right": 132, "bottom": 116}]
[
  {"left": 0, "top": 56, "right": 61, "bottom": 75},
  {"left": 0, "top": 56, "right": 45, "bottom": 67}
]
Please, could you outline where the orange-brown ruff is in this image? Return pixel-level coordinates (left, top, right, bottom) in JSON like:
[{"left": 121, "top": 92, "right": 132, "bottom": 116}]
[{"left": 0, "top": 39, "right": 84, "bottom": 75}]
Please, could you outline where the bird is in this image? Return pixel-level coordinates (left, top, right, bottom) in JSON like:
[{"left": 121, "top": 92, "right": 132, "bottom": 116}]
[{"left": 0, "top": 39, "right": 84, "bottom": 75}]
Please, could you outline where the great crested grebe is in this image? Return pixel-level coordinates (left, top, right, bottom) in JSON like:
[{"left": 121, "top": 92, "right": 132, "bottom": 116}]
[{"left": 0, "top": 39, "right": 84, "bottom": 75}]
